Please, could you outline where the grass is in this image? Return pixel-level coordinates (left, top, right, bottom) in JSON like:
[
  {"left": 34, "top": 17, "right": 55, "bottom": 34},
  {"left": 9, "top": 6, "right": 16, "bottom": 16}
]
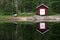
[
  {"left": 18, "top": 12, "right": 35, "bottom": 16},
  {"left": 0, "top": 15, "right": 12, "bottom": 18},
  {"left": 0, "top": 12, "right": 59, "bottom": 23},
  {"left": 0, "top": 15, "right": 12, "bottom": 23},
  {"left": 0, "top": 12, "right": 59, "bottom": 17},
  {"left": 48, "top": 12, "right": 59, "bottom": 15}
]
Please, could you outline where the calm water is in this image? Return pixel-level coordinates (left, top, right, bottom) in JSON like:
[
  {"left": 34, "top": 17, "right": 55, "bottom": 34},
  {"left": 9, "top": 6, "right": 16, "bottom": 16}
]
[{"left": 0, "top": 22, "right": 60, "bottom": 40}]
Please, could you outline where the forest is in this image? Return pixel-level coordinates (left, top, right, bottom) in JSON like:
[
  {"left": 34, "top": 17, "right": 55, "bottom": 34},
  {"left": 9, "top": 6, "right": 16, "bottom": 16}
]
[
  {"left": 0, "top": 0, "right": 60, "bottom": 40},
  {"left": 0, "top": 0, "right": 60, "bottom": 15}
]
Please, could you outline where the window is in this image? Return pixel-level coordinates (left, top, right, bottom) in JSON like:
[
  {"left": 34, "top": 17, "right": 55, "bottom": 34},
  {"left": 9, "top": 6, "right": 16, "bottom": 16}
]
[
  {"left": 40, "top": 23, "right": 45, "bottom": 29},
  {"left": 40, "top": 9, "right": 45, "bottom": 15}
]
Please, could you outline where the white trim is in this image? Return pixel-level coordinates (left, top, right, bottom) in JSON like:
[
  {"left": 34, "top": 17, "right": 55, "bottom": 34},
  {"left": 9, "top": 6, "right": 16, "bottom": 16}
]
[
  {"left": 36, "top": 29, "right": 49, "bottom": 34},
  {"left": 40, "top": 22, "right": 45, "bottom": 29},
  {"left": 36, "top": 3, "right": 48, "bottom": 8},
  {"left": 40, "top": 9, "right": 45, "bottom": 15}
]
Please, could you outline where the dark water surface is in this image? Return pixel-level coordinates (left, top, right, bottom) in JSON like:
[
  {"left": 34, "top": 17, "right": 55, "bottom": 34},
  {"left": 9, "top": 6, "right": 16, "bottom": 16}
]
[{"left": 0, "top": 22, "right": 60, "bottom": 40}]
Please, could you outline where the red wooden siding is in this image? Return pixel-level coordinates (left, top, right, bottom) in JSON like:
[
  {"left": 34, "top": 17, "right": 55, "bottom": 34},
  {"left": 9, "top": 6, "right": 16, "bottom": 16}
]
[
  {"left": 37, "top": 22, "right": 48, "bottom": 32},
  {"left": 37, "top": 5, "right": 48, "bottom": 15}
]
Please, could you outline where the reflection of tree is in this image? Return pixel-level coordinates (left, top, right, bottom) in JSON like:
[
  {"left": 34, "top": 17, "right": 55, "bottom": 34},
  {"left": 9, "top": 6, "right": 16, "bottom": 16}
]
[{"left": 50, "top": 23, "right": 60, "bottom": 40}]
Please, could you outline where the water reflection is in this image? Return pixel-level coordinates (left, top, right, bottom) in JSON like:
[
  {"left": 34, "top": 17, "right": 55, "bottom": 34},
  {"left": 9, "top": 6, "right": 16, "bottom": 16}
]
[
  {"left": 18, "top": 22, "right": 60, "bottom": 40},
  {"left": 37, "top": 22, "right": 48, "bottom": 34},
  {"left": 0, "top": 22, "right": 16, "bottom": 40},
  {"left": 0, "top": 22, "right": 60, "bottom": 40}
]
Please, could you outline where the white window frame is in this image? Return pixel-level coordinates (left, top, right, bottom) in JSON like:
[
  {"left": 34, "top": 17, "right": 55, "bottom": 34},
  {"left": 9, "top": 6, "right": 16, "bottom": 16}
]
[
  {"left": 40, "top": 23, "right": 45, "bottom": 29},
  {"left": 40, "top": 9, "right": 45, "bottom": 15}
]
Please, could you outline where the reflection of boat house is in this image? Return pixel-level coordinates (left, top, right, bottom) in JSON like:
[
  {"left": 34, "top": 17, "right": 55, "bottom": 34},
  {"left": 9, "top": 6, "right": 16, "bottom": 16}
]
[{"left": 37, "top": 22, "right": 48, "bottom": 33}]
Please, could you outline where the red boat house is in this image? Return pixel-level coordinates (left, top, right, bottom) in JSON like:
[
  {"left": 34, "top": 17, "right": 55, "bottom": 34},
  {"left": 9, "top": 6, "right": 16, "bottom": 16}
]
[{"left": 36, "top": 3, "right": 48, "bottom": 16}]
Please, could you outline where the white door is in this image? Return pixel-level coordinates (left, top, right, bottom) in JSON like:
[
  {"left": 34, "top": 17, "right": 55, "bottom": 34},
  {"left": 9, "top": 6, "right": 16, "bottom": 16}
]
[
  {"left": 40, "top": 23, "right": 45, "bottom": 29},
  {"left": 40, "top": 9, "right": 45, "bottom": 15}
]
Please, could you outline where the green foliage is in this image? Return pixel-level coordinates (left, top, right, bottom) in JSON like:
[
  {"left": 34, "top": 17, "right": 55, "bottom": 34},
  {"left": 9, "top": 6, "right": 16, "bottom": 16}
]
[
  {"left": 0, "top": 0, "right": 60, "bottom": 15},
  {"left": 51, "top": 2, "right": 60, "bottom": 13},
  {"left": 18, "top": 12, "right": 34, "bottom": 16},
  {"left": 0, "top": 0, "right": 15, "bottom": 15}
]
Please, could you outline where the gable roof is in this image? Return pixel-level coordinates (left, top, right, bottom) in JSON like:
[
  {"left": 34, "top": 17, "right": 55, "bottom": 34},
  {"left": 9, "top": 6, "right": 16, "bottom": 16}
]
[{"left": 36, "top": 3, "right": 48, "bottom": 8}]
